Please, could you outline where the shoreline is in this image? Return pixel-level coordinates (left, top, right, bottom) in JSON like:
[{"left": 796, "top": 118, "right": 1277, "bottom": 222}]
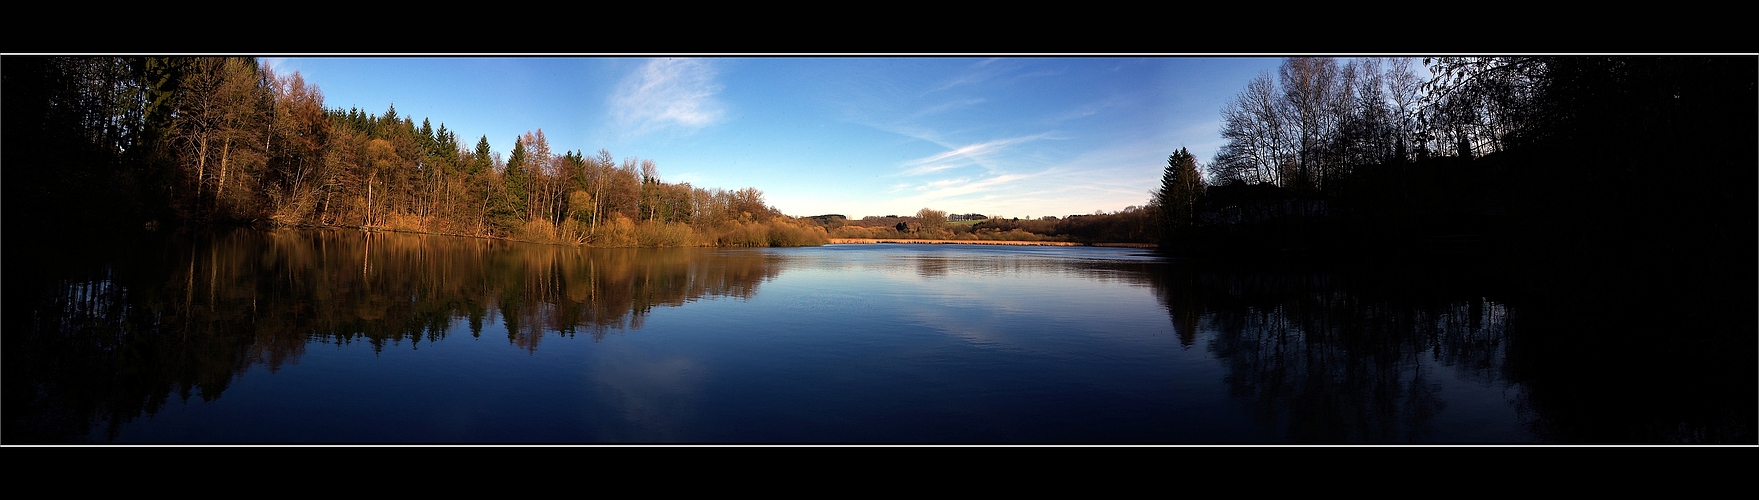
[{"left": 827, "top": 238, "right": 1156, "bottom": 248}]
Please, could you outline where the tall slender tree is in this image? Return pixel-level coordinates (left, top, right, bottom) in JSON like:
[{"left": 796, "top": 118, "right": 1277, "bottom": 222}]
[
  {"left": 495, "top": 136, "right": 529, "bottom": 233},
  {"left": 1157, "top": 148, "right": 1204, "bottom": 243}
]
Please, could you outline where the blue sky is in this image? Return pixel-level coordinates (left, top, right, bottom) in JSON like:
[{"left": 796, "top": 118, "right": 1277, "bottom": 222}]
[{"left": 262, "top": 56, "right": 1291, "bottom": 219}]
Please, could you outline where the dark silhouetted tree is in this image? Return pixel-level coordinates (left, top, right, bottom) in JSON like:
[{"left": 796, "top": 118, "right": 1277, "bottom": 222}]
[{"left": 1156, "top": 147, "right": 1204, "bottom": 244}]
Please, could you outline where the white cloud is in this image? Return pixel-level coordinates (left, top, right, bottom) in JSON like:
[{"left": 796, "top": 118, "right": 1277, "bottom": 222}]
[
  {"left": 609, "top": 59, "right": 726, "bottom": 136},
  {"left": 901, "top": 163, "right": 962, "bottom": 176},
  {"left": 894, "top": 173, "right": 1034, "bottom": 205},
  {"left": 897, "top": 133, "right": 1056, "bottom": 176}
]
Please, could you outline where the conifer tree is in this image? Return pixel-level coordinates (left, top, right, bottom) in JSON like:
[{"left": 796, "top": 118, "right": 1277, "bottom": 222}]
[
  {"left": 1157, "top": 148, "right": 1204, "bottom": 242},
  {"left": 493, "top": 136, "right": 529, "bottom": 234},
  {"left": 506, "top": 137, "right": 528, "bottom": 214},
  {"left": 471, "top": 136, "right": 492, "bottom": 176}
]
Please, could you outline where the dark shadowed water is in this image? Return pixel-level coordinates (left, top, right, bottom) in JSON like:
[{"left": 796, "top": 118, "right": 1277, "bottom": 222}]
[{"left": 5, "top": 228, "right": 1751, "bottom": 444}]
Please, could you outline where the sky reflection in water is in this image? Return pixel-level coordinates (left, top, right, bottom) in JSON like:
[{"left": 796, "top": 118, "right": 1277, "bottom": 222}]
[{"left": 18, "top": 229, "right": 1727, "bottom": 444}]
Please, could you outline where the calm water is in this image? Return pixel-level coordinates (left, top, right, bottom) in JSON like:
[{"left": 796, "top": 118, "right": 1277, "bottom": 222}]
[{"left": 5, "top": 228, "right": 1751, "bottom": 444}]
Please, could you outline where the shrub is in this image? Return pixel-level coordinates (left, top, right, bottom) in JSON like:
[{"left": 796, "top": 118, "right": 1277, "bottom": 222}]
[
  {"left": 518, "top": 219, "right": 559, "bottom": 244},
  {"left": 636, "top": 221, "right": 697, "bottom": 247},
  {"left": 596, "top": 214, "right": 639, "bottom": 247},
  {"left": 766, "top": 220, "right": 828, "bottom": 247}
]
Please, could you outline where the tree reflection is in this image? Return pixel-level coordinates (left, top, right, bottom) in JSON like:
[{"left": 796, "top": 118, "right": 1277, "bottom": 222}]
[
  {"left": 1143, "top": 258, "right": 1515, "bottom": 442},
  {"left": 6, "top": 234, "right": 1746, "bottom": 444},
  {"left": 3, "top": 227, "right": 783, "bottom": 443},
  {"left": 1144, "top": 256, "right": 1751, "bottom": 444}
]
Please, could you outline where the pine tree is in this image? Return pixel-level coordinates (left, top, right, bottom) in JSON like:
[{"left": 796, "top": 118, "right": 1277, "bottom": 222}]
[
  {"left": 471, "top": 136, "right": 492, "bottom": 176},
  {"left": 1157, "top": 148, "right": 1204, "bottom": 243},
  {"left": 494, "top": 136, "right": 529, "bottom": 234}
]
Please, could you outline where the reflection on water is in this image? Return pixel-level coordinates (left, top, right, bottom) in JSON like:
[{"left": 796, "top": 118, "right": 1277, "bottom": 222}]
[
  {"left": 3, "top": 228, "right": 1750, "bottom": 444},
  {"left": 5, "top": 228, "right": 783, "bottom": 442},
  {"left": 1154, "top": 260, "right": 1519, "bottom": 442}
]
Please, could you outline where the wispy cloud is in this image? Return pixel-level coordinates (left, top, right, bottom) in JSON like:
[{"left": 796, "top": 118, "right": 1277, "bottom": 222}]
[
  {"left": 609, "top": 58, "right": 726, "bottom": 136},
  {"left": 929, "top": 59, "right": 1063, "bottom": 94},
  {"left": 927, "top": 66, "right": 993, "bottom": 93},
  {"left": 926, "top": 58, "right": 1013, "bottom": 93},
  {"left": 897, "top": 133, "right": 1056, "bottom": 176},
  {"left": 1010, "top": 69, "right": 1064, "bottom": 83},
  {"left": 902, "top": 163, "right": 964, "bottom": 176},
  {"left": 907, "top": 98, "right": 986, "bottom": 120},
  {"left": 1053, "top": 94, "right": 1136, "bottom": 123},
  {"left": 893, "top": 173, "right": 1036, "bottom": 205},
  {"left": 919, "top": 178, "right": 970, "bottom": 190}
]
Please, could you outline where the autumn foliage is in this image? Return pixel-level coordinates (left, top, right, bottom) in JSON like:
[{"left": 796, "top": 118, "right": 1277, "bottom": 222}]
[{"left": 4, "top": 56, "right": 822, "bottom": 248}]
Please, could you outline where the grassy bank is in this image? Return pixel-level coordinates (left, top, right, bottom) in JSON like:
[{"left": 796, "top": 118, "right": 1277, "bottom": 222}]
[{"left": 827, "top": 238, "right": 1155, "bottom": 248}]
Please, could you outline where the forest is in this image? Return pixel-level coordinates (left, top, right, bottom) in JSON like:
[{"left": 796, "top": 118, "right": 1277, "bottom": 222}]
[{"left": 5, "top": 57, "right": 827, "bottom": 247}]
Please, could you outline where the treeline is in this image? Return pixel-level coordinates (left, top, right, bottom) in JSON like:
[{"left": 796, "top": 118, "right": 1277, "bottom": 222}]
[
  {"left": 4, "top": 56, "right": 826, "bottom": 247},
  {"left": 813, "top": 206, "right": 1158, "bottom": 244},
  {"left": 1146, "top": 56, "right": 1754, "bottom": 359},
  {"left": 1150, "top": 56, "right": 1754, "bottom": 264}
]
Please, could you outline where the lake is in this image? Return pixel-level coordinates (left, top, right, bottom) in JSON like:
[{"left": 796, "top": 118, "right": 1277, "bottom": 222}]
[{"left": 5, "top": 227, "right": 1751, "bottom": 444}]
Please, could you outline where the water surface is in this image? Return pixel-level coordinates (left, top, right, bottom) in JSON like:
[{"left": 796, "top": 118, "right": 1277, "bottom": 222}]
[{"left": 5, "top": 228, "right": 1749, "bottom": 444}]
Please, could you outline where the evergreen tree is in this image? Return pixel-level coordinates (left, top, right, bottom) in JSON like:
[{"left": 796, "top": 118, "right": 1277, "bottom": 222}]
[
  {"left": 1157, "top": 148, "right": 1204, "bottom": 243},
  {"left": 493, "top": 136, "right": 529, "bottom": 234},
  {"left": 381, "top": 103, "right": 398, "bottom": 136},
  {"left": 471, "top": 135, "right": 493, "bottom": 175},
  {"left": 419, "top": 118, "right": 435, "bottom": 155},
  {"left": 506, "top": 137, "right": 528, "bottom": 213}
]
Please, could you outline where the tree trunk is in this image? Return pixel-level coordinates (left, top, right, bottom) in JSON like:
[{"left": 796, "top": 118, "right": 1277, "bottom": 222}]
[
  {"left": 591, "top": 179, "right": 604, "bottom": 236},
  {"left": 196, "top": 133, "right": 209, "bottom": 203},
  {"left": 215, "top": 136, "right": 232, "bottom": 211},
  {"left": 365, "top": 171, "right": 376, "bottom": 228}
]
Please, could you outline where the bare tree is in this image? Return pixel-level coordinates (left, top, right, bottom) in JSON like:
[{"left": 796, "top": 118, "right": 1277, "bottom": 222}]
[
  {"left": 1279, "top": 57, "right": 1342, "bottom": 192},
  {"left": 1214, "top": 71, "right": 1295, "bottom": 187},
  {"left": 1384, "top": 57, "right": 1424, "bottom": 162},
  {"left": 1418, "top": 57, "right": 1546, "bottom": 159},
  {"left": 523, "top": 129, "right": 559, "bottom": 223},
  {"left": 915, "top": 208, "right": 948, "bottom": 237}
]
